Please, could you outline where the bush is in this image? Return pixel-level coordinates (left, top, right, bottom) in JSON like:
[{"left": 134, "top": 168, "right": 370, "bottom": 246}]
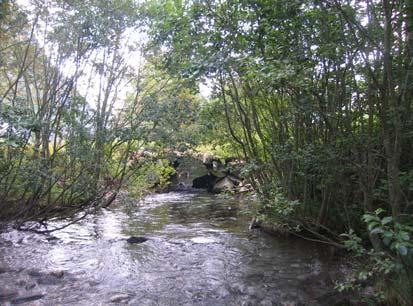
[{"left": 339, "top": 209, "right": 413, "bottom": 305}]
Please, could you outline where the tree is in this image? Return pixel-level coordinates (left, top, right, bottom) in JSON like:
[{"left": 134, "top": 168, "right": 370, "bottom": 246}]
[
  {"left": 142, "top": 0, "right": 413, "bottom": 243},
  {"left": 0, "top": 0, "right": 145, "bottom": 229}
]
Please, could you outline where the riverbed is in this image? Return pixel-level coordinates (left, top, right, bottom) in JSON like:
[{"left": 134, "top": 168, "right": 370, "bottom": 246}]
[{"left": 0, "top": 191, "right": 346, "bottom": 305}]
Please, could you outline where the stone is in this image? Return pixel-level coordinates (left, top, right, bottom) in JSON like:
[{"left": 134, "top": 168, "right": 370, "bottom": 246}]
[
  {"left": 109, "top": 294, "right": 130, "bottom": 303},
  {"left": 239, "top": 186, "right": 251, "bottom": 193},
  {"left": 212, "top": 177, "right": 235, "bottom": 193},
  {"left": 25, "top": 283, "right": 36, "bottom": 290},
  {"left": 11, "top": 294, "right": 44, "bottom": 304},
  {"left": 50, "top": 270, "right": 64, "bottom": 278},
  {"left": 231, "top": 283, "right": 246, "bottom": 294},
  {"left": 36, "top": 275, "right": 62, "bottom": 285},
  {"left": 192, "top": 173, "right": 218, "bottom": 191},
  {"left": 32, "top": 271, "right": 65, "bottom": 285},
  {"left": 46, "top": 236, "right": 59, "bottom": 242},
  {"left": 0, "top": 266, "right": 11, "bottom": 274},
  {"left": 216, "top": 287, "right": 230, "bottom": 298},
  {"left": 27, "top": 269, "right": 42, "bottom": 277},
  {"left": 126, "top": 236, "right": 148, "bottom": 244}
]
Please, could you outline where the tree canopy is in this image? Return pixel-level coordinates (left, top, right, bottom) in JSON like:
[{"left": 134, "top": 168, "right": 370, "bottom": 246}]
[{"left": 1, "top": 1, "right": 413, "bottom": 303}]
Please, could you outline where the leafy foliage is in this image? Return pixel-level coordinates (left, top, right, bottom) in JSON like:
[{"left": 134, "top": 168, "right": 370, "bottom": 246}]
[
  {"left": 143, "top": 0, "right": 413, "bottom": 303},
  {"left": 339, "top": 211, "right": 413, "bottom": 304}
]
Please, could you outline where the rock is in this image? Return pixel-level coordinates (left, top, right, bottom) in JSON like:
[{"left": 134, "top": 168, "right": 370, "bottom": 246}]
[
  {"left": 25, "top": 283, "right": 36, "bottom": 290},
  {"left": 109, "top": 294, "right": 130, "bottom": 303},
  {"left": 192, "top": 173, "right": 218, "bottom": 191},
  {"left": 0, "top": 266, "right": 11, "bottom": 274},
  {"left": 28, "top": 270, "right": 64, "bottom": 285},
  {"left": 246, "top": 286, "right": 259, "bottom": 297},
  {"left": 11, "top": 293, "right": 44, "bottom": 304},
  {"left": 126, "top": 236, "right": 148, "bottom": 244},
  {"left": 212, "top": 177, "right": 235, "bottom": 193},
  {"left": 211, "top": 174, "right": 244, "bottom": 193},
  {"left": 231, "top": 283, "right": 246, "bottom": 294},
  {"left": 212, "top": 160, "right": 222, "bottom": 170},
  {"left": 216, "top": 287, "right": 230, "bottom": 298},
  {"left": 239, "top": 184, "right": 253, "bottom": 193},
  {"left": 50, "top": 270, "right": 64, "bottom": 278},
  {"left": 36, "top": 275, "right": 63, "bottom": 285},
  {"left": 227, "top": 174, "right": 243, "bottom": 185},
  {"left": 27, "top": 269, "right": 42, "bottom": 277}
]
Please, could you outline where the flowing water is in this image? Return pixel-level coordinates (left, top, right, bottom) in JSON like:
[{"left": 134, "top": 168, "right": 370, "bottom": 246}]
[{"left": 0, "top": 191, "right": 344, "bottom": 305}]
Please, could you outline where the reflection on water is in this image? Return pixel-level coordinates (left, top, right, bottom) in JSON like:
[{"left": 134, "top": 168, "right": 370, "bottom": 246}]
[{"left": 0, "top": 191, "right": 340, "bottom": 305}]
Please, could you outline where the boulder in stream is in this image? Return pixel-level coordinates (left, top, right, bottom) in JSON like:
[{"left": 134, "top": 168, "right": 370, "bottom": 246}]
[
  {"left": 126, "top": 236, "right": 148, "bottom": 244},
  {"left": 211, "top": 174, "right": 243, "bottom": 193},
  {"left": 192, "top": 173, "right": 218, "bottom": 191},
  {"left": 212, "top": 177, "right": 236, "bottom": 193}
]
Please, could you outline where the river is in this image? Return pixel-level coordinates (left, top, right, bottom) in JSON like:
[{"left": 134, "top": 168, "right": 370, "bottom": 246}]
[{"left": 0, "top": 190, "right": 346, "bottom": 305}]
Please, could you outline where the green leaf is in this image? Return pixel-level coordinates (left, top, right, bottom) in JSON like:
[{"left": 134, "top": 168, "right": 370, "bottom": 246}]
[
  {"left": 370, "top": 227, "right": 384, "bottom": 235},
  {"left": 381, "top": 216, "right": 392, "bottom": 225},
  {"left": 397, "top": 231, "right": 410, "bottom": 241},
  {"left": 375, "top": 208, "right": 386, "bottom": 215},
  {"left": 363, "top": 214, "right": 377, "bottom": 223},
  {"left": 383, "top": 231, "right": 393, "bottom": 238},
  {"left": 367, "top": 221, "right": 380, "bottom": 231}
]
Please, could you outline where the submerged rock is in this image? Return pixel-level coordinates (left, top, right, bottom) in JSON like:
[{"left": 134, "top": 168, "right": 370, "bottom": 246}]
[
  {"left": 45, "top": 236, "right": 59, "bottom": 242},
  {"left": 0, "top": 266, "right": 12, "bottom": 274},
  {"left": 126, "top": 236, "right": 148, "bottom": 244},
  {"left": 11, "top": 293, "right": 44, "bottom": 304},
  {"left": 27, "top": 269, "right": 42, "bottom": 277},
  {"left": 109, "top": 294, "right": 130, "bottom": 303},
  {"left": 27, "top": 269, "right": 65, "bottom": 285},
  {"left": 25, "top": 283, "right": 36, "bottom": 290},
  {"left": 50, "top": 270, "right": 64, "bottom": 278},
  {"left": 36, "top": 276, "right": 63, "bottom": 285}
]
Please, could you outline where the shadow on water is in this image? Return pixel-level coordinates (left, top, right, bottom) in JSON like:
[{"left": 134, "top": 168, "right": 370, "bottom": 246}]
[{"left": 0, "top": 190, "right": 344, "bottom": 305}]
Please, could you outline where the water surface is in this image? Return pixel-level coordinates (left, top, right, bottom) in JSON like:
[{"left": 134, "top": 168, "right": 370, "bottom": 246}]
[{"left": 0, "top": 191, "right": 340, "bottom": 305}]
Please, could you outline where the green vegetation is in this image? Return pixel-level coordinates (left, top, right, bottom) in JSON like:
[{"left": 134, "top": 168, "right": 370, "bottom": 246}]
[
  {"left": 141, "top": 0, "right": 413, "bottom": 304},
  {"left": 1, "top": 0, "right": 413, "bottom": 304},
  {"left": 0, "top": 0, "right": 199, "bottom": 228}
]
